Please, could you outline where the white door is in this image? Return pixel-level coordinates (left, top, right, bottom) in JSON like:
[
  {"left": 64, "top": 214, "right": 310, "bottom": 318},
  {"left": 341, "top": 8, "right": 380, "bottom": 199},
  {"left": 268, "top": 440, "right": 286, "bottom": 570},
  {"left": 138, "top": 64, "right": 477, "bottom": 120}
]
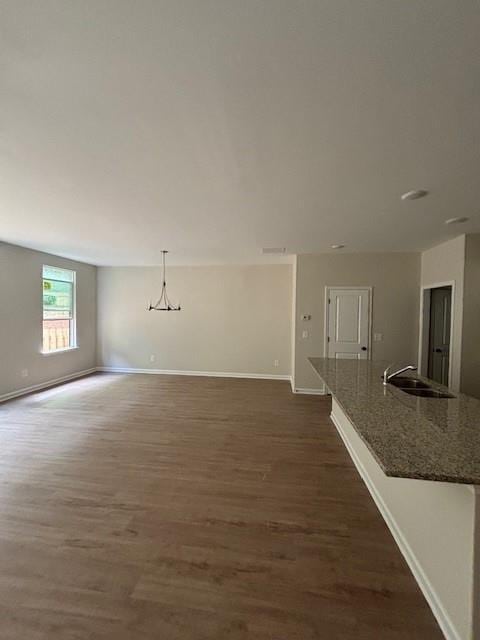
[{"left": 326, "top": 288, "right": 370, "bottom": 359}]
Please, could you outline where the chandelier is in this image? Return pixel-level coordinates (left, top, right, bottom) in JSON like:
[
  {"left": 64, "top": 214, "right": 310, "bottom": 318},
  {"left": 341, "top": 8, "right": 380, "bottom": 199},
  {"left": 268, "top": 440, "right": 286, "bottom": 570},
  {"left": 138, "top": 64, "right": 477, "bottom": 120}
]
[{"left": 148, "top": 250, "right": 181, "bottom": 311}]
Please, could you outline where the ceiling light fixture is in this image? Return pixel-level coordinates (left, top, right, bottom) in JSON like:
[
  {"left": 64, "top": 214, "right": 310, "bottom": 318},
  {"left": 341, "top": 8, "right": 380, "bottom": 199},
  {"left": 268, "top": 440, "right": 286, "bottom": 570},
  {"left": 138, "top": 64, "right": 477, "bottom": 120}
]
[
  {"left": 331, "top": 244, "right": 345, "bottom": 249},
  {"left": 401, "top": 189, "right": 429, "bottom": 201},
  {"left": 445, "top": 216, "right": 469, "bottom": 225},
  {"left": 148, "top": 250, "right": 181, "bottom": 311}
]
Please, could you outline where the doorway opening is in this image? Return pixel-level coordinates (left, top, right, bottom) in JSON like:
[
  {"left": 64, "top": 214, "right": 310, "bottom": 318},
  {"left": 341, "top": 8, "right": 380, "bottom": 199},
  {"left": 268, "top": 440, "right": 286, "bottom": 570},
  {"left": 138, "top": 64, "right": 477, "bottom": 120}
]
[{"left": 419, "top": 283, "right": 454, "bottom": 386}]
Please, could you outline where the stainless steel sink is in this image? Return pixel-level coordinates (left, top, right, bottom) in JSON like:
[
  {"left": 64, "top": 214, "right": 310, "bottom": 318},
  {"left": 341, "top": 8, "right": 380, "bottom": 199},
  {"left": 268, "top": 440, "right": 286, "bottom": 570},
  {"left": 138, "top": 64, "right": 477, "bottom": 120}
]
[
  {"left": 383, "top": 375, "right": 456, "bottom": 398},
  {"left": 388, "top": 377, "right": 430, "bottom": 389},
  {"left": 402, "top": 388, "right": 455, "bottom": 399}
]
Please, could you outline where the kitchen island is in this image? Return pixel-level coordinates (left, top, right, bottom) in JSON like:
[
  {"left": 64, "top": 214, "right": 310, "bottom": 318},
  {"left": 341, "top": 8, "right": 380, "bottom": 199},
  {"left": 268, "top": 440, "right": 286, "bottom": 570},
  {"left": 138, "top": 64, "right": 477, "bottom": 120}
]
[
  {"left": 309, "top": 357, "right": 480, "bottom": 484},
  {"left": 309, "top": 357, "right": 479, "bottom": 640}
]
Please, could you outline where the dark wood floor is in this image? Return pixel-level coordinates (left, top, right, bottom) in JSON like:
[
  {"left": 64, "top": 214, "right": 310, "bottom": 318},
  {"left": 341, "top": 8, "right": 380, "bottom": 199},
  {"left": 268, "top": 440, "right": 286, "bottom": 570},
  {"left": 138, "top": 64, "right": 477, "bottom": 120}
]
[{"left": 0, "top": 373, "right": 442, "bottom": 639}]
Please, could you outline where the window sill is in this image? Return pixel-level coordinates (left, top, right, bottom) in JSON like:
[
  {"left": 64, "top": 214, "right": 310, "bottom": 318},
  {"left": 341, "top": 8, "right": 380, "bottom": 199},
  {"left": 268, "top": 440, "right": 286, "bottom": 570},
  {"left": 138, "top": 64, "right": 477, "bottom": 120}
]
[{"left": 41, "top": 346, "right": 79, "bottom": 356}]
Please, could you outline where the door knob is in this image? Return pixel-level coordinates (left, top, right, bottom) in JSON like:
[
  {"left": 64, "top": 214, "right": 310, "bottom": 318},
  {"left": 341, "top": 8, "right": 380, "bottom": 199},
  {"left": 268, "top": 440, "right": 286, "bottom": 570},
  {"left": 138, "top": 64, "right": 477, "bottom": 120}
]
[
  {"left": 361, "top": 347, "right": 367, "bottom": 351},
  {"left": 434, "top": 348, "right": 442, "bottom": 353}
]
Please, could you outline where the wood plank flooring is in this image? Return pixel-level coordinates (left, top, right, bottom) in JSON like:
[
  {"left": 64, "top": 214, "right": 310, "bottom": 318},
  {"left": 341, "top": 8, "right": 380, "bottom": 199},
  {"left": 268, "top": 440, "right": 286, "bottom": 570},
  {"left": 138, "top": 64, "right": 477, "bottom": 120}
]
[{"left": 0, "top": 373, "right": 442, "bottom": 639}]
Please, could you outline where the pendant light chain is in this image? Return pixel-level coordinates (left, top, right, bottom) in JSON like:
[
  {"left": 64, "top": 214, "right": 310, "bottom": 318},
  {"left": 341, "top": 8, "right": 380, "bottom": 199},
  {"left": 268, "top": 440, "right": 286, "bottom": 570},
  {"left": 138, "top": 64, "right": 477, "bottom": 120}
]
[{"left": 148, "top": 250, "right": 181, "bottom": 311}]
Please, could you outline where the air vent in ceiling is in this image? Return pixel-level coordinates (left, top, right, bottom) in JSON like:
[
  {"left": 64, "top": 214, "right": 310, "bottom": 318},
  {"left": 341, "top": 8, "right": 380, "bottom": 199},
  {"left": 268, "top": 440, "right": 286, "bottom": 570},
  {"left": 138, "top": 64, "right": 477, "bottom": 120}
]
[{"left": 262, "top": 247, "right": 286, "bottom": 255}]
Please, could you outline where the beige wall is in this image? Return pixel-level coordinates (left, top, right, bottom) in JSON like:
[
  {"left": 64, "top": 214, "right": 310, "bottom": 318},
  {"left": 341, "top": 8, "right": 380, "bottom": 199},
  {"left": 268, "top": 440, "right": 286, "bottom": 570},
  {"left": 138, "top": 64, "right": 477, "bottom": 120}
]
[
  {"left": 420, "top": 235, "right": 465, "bottom": 392},
  {"left": 461, "top": 234, "right": 480, "bottom": 399},
  {"left": 290, "top": 256, "right": 298, "bottom": 385},
  {"left": 0, "top": 242, "right": 97, "bottom": 398},
  {"left": 293, "top": 253, "right": 421, "bottom": 390},
  {"left": 97, "top": 264, "right": 292, "bottom": 377}
]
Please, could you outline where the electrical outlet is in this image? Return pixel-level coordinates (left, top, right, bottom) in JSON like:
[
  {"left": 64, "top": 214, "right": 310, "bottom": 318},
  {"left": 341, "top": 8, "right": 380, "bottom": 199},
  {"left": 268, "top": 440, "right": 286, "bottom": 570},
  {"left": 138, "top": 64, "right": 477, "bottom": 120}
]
[
  {"left": 21, "top": 369, "right": 29, "bottom": 378},
  {"left": 274, "top": 359, "right": 279, "bottom": 367},
  {"left": 149, "top": 354, "right": 156, "bottom": 363},
  {"left": 302, "top": 330, "right": 309, "bottom": 339}
]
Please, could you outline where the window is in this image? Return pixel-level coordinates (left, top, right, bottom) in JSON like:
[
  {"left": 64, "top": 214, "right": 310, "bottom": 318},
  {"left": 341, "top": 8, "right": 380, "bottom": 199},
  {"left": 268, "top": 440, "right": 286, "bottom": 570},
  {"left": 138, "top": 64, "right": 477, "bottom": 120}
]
[{"left": 42, "top": 266, "right": 76, "bottom": 353}]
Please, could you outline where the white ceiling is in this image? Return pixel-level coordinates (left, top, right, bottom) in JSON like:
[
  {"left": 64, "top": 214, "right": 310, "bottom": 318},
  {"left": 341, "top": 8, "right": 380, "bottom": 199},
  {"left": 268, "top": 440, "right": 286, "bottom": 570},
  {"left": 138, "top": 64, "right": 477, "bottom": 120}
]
[{"left": 1, "top": 1, "right": 479, "bottom": 265}]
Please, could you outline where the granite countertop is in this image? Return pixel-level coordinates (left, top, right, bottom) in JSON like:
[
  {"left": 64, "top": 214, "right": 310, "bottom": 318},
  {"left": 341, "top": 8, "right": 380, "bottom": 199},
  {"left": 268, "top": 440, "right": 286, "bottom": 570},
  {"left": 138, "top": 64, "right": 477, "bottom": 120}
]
[{"left": 309, "top": 357, "right": 480, "bottom": 485}]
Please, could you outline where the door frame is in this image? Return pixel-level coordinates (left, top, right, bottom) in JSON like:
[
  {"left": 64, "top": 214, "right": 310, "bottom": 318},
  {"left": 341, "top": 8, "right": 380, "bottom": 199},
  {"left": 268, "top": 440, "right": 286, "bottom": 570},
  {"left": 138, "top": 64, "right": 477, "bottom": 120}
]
[
  {"left": 418, "top": 281, "right": 455, "bottom": 385},
  {"left": 323, "top": 286, "right": 373, "bottom": 358}
]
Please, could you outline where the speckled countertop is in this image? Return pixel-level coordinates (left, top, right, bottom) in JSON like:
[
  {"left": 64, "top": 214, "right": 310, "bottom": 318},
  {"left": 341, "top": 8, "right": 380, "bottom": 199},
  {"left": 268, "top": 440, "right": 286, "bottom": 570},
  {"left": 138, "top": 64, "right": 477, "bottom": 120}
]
[{"left": 309, "top": 357, "right": 480, "bottom": 485}]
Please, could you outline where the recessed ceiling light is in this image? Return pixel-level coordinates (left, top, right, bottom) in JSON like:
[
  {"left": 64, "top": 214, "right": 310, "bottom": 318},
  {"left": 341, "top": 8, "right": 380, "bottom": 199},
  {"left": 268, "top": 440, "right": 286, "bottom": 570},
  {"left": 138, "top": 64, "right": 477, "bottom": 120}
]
[
  {"left": 401, "top": 189, "right": 429, "bottom": 201},
  {"left": 445, "top": 216, "right": 469, "bottom": 225},
  {"left": 262, "top": 247, "right": 286, "bottom": 254},
  {"left": 331, "top": 244, "right": 345, "bottom": 249}
]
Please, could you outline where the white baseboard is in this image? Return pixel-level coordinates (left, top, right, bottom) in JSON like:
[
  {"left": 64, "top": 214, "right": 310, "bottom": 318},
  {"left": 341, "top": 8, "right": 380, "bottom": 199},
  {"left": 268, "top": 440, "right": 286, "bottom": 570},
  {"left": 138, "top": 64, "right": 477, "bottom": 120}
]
[
  {"left": 0, "top": 368, "right": 97, "bottom": 404},
  {"left": 330, "top": 408, "right": 460, "bottom": 640},
  {"left": 292, "top": 387, "right": 327, "bottom": 395},
  {"left": 97, "top": 366, "right": 291, "bottom": 382}
]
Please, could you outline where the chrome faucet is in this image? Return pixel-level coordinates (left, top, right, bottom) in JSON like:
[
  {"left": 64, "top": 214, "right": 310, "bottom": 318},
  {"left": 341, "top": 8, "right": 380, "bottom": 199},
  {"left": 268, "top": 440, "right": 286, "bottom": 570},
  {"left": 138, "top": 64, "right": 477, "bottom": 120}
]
[{"left": 383, "top": 364, "right": 417, "bottom": 385}]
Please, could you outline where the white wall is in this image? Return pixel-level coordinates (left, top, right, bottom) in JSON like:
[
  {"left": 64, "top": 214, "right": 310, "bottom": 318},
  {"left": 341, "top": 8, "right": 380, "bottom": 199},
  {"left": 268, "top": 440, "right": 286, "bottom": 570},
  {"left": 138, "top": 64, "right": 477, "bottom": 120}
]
[
  {"left": 0, "top": 242, "right": 97, "bottom": 398},
  {"left": 97, "top": 264, "right": 292, "bottom": 377},
  {"left": 420, "top": 235, "right": 465, "bottom": 392},
  {"left": 293, "top": 253, "right": 421, "bottom": 390}
]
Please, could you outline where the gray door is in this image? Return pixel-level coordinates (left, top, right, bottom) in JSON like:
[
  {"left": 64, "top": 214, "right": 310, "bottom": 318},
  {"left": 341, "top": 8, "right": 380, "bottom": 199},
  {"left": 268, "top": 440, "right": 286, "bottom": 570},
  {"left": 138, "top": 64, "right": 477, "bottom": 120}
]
[{"left": 427, "top": 286, "right": 452, "bottom": 385}]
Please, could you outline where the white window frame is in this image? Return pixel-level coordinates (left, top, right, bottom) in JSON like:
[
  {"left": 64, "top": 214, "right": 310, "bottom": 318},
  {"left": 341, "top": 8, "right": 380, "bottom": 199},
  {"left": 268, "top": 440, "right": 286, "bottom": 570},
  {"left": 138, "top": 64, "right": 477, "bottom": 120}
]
[{"left": 41, "top": 265, "right": 78, "bottom": 355}]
